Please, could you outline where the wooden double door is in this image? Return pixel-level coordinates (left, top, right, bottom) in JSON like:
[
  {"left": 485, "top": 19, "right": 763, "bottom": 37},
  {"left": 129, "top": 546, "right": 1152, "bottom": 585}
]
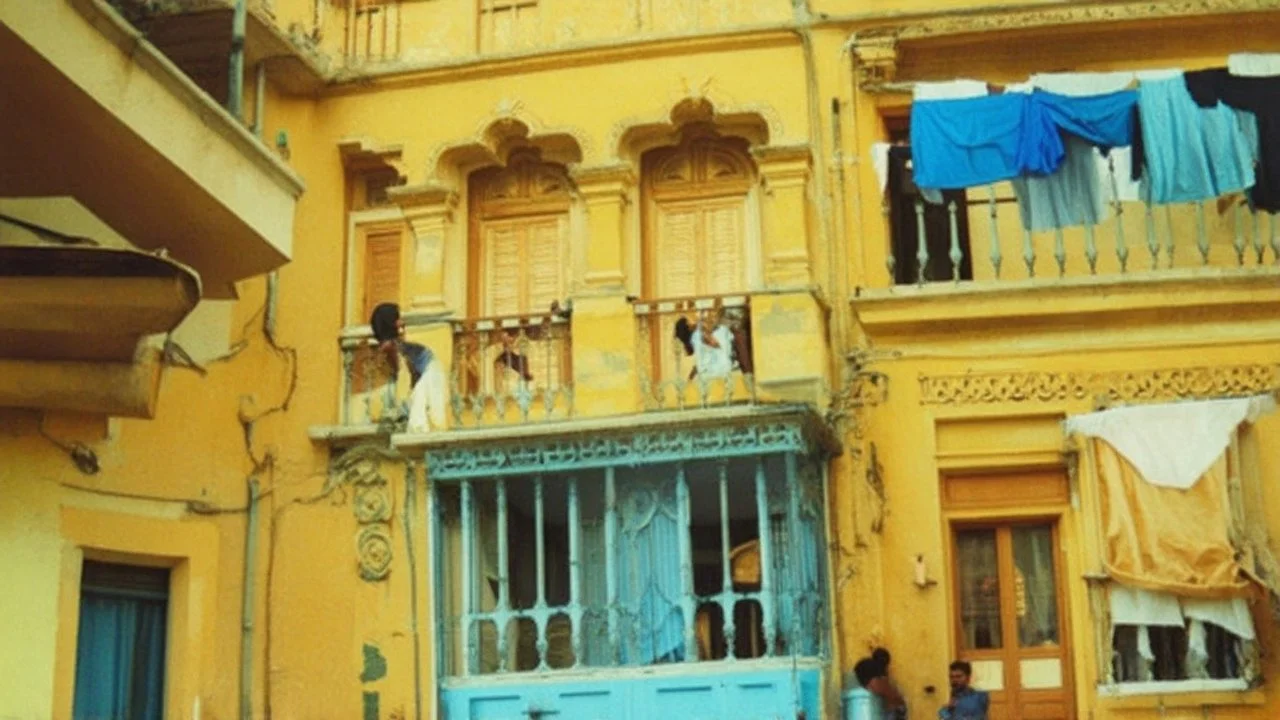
[{"left": 951, "top": 521, "right": 1074, "bottom": 719}]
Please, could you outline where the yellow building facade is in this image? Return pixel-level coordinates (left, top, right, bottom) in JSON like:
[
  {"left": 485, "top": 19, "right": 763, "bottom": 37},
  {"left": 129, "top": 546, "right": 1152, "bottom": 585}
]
[{"left": 4, "top": 1, "right": 1280, "bottom": 719}]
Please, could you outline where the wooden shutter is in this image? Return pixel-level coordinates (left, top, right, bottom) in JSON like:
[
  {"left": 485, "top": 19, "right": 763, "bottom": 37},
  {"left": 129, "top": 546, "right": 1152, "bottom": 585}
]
[
  {"left": 526, "top": 216, "right": 567, "bottom": 311},
  {"left": 484, "top": 221, "right": 525, "bottom": 316},
  {"left": 654, "top": 203, "right": 700, "bottom": 298},
  {"left": 702, "top": 200, "right": 745, "bottom": 295},
  {"left": 362, "top": 228, "right": 402, "bottom": 321}
]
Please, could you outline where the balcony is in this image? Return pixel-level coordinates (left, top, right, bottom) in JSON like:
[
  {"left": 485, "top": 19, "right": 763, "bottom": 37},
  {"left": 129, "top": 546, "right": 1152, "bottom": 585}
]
[
  {"left": 634, "top": 295, "right": 757, "bottom": 411},
  {"left": 855, "top": 176, "right": 1280, "bottom": 345},
  {"left": 449, "top": 309, "right": 574, "bottom": 428},
  {"left": 315, "top": 289, "right": 830, "bottom": 444}
]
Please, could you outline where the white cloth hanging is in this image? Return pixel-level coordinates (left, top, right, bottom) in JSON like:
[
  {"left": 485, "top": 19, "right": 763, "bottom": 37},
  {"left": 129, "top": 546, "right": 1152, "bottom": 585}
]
[
  {"left": 1183, "top": 596, "right": 1256, "bottom": 641},
  {"left": 871, "top": 142, "right": 891, "bottom": 194},
  {"left": 1109, "top": 584, "right": 1185, "bottom": 628},
  {"left": 1229, "top": 53, "right": 1280, "bottom": 78},
  {"left": 1064, "top": 395, "right": 1275, "bottom": 489},
  {"left": 407, "top": 358, "right": 448, "bottom": 433},
  {"left": 912, "top": 79, "right": 989, "bottom": 100}
]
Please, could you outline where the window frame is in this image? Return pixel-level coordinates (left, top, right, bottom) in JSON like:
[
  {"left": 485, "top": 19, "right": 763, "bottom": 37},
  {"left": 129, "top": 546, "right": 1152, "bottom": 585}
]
[
  {"left": 344, "top": 207, "right": 407, "bottom": 329},
  {"left": 54, "top": 507, "right": 218, "bottom": 720}
]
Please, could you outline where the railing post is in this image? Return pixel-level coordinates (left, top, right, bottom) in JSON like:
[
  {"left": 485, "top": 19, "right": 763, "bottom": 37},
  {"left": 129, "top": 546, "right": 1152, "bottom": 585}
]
[
  {"left": 783, "top": 452, "right": 803, "bottom": 655},
  {"left": 1164, "top": 206, "right": 1176, "bottom": 268},
  {"left": 717, "top": 460, "right": 736, "bottom": 659},
  {"left": 676, "top": 463, "right": 697, "bottom": 662},
  {"left": 534, "top": 475, "right": 548, "bottom": 669},
  {"left": 1144, "top": 200, "right": 1159, "bottom": 270},
  {"left": 1107, "top": 153, "right": 1126, "bottom": 273},
  {"left": 915, "top": 199, "right": 929, "bottom": 285},
  {"left": 1252, "top": 207, "right": 1265, "bottom": 264},
  {"left": 1084, "top": 221, "right": 1099, "bottom": 275},
  {"left": 568, "top": 476, "right": 584, "bottom": 667},
  {"left": 1054, "top": 227, "right": 1067, "bottom": 277},
  {"left": 460, "top": 479, "right": 477, "bottom": 676},
  {"left": 986, "top": 186, "right": 1002, "bottom": 279},
  {"left": 1022, "top": 226, "right": 1036, "bottom": 278},
  {"left": 603, "top": 467, "right": 620, "bottom": 664},
  {"left": 885, "top": 203, "right": 898, "bottom": 283},
  {"left": 1271, "top": 213, "right": 1280, "bottom": 266},
  {"left": 496, "top": 478, "right": 511, "bottom": 671},
  {"left": 1196, "top": 202, "right": 1210, "bottom": 265},
  {"left": 755, "top": 457, "right": 776, "bottom": 655},
  {"left": 341, "top": 344, "right": 354, "bottom": 425},
  {"left": 1234, "top": 203, "right": 1247, "bottom": 266},
  {"left": 947, "top": 200, "right": 963, "bottom": 283}
]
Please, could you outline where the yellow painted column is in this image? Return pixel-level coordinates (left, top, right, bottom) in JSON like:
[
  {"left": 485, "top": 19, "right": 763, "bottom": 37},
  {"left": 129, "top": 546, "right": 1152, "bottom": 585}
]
[
  {"left": 750, "top": 290, "right": 831, "bottom": 409},
  {"left": 753, "top": 145, "right": 815, "bottom": 289},
  {"left": 566, "top": 164, "right": 640, "bottom": 417},
  {"left": 573, "top": 164, "right": 635, "bottom": 293},
  {"left": 395, "top": 184, "right": 459, "bottom": 316}
]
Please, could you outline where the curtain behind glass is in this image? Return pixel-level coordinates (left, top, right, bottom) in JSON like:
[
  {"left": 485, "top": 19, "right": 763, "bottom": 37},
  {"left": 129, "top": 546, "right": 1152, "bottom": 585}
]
[
  {"left": 956, "top": 530, "right": 1002, "bottom": 650},
  {"left": 616, "top": 477, "right": 685, "bottom": 665},
  {"left": 1012, "top": 526, "right": 1059, "bottom": 648},
  {"left": 74, "top": 591, "right": 167, "bottom": 720}
]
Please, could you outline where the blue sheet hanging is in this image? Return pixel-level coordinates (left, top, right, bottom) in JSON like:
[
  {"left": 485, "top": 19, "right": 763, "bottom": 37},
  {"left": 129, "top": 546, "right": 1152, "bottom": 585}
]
[
  {"left": 911, "top": 89, "right": 1137, "bottom": 191},
  {"left": 1134, "top": 76, "right": 1257, "bottom": 204}
]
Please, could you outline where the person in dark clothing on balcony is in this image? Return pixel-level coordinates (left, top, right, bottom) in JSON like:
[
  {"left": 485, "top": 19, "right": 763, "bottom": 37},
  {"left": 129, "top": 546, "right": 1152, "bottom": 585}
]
[{"left": 370, "top": 302, "right": 446, "bottom": 432}]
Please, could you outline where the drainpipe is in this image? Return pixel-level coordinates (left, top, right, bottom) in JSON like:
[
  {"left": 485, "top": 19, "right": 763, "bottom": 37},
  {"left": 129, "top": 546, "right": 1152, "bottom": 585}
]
[
  {"left": 240, "top": 479, "right": 261, "bottom": 720},
  {"left": 251, "top": 62, "right": 267, "bottom": 138},
  {"left": 228, "top": 0, "right": 247, "bottom": 120}
]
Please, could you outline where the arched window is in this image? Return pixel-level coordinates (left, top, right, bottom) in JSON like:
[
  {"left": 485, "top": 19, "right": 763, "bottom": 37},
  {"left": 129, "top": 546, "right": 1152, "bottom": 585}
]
[
  {"left": 463, "top": 149, "right": 574, "bottom": 397},
  {"left": 468, "top": 148, "right": 572, "bottom": 317},
  {"left": 642, "top": 128, "right": 757, "bottom": 299}
]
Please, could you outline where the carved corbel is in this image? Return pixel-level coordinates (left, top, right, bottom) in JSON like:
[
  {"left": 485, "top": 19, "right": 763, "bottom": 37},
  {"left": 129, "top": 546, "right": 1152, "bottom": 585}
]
[{"left": 851, "top": 34, "right": 900, "bottom": 93}]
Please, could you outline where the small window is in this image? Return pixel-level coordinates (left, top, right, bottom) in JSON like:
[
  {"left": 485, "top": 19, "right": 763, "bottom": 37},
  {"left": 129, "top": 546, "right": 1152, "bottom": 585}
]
[
  {"left": 74, "top": 560, "right": 170, "bottom": 720},
  {"left": 885, "top": 124, "right": 973, "bottom": 285},
  {"left": 1111, "top": 623, "right": 1245, "bottom": 684}
]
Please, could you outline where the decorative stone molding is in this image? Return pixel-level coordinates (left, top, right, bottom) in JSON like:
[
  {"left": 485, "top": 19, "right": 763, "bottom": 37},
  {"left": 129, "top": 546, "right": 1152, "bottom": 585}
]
[
  {"left": 423, "top": 413, "right": 839, "bottom": 480},
  {"left": 850, "top": 0, "right": 1279, "bottom": 90},
  {"left": 423, "top": 104, "right": 589, "bottom": 185},
  {"left": 609, "top": 93, "right": 783, "bottom": 165},
  {"left": 329, "top": 442, "right": 401, "bottom": 582},
  {"left": 850, "top": 35, "right": 898, "bottom": 92},
  {"left": 919, "top": 364, "right": 1280, "bottom": 406}
]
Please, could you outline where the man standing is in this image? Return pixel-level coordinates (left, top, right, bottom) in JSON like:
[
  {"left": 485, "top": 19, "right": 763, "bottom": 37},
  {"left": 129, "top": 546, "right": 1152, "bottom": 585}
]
[{"left": 939, "top": 661, "right": 989, "bottom": 720}]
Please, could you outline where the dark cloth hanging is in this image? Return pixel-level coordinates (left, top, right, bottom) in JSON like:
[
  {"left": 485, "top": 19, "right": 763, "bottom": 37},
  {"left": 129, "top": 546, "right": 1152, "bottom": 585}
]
[
  {"left": 1185, "top": 68, "right": 1280, "bottom": 212},
  {"left": 887, "top": 145, "right": 972, "bottom": 284}
]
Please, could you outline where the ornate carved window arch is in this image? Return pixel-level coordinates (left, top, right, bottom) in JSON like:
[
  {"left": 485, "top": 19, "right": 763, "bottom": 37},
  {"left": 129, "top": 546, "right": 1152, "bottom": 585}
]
[{"left": 641, "top": 126, "right": 761, "bottom": 300}]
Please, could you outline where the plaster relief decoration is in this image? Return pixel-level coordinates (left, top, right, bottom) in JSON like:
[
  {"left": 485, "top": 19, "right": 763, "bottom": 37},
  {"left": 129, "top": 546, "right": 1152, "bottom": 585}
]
[
  {"left": 856, "top": 0, "right": 1278, "bottom": 46},
  {"left": 329, "top": 442, "right": 401, "bottom": 582},
  {"left": 919, "top": 364, "right": 1280, "bottom": 406}
]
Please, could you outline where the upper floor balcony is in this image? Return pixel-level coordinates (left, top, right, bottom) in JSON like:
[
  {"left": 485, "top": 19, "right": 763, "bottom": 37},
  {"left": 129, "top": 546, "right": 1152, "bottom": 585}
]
[
  {"left": 313, "top": 119, "right": 828, "bottom": 443},
  {"left": 0, "top": 0, "right": 303, "bottom": 418},
  {"left": 849, "top": 59, "right": 1280, "bottom": 347}
]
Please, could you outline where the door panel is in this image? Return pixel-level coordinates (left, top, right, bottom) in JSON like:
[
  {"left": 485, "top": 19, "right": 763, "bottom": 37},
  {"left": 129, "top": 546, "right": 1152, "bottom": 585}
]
[{"left": 952, "top": 522, "right": 1072, "bottom": 720}]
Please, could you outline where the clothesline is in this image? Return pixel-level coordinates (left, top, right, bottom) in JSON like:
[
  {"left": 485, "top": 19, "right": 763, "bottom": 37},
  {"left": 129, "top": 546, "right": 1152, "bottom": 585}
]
[{"left": 871, "top": 54, "right": 1280, "bottom": 238}]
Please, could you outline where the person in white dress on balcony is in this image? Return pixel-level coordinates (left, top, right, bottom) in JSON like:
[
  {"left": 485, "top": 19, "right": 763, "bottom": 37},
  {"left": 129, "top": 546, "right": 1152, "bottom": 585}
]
[
  {"left": 690, "top": 308, "right": 735, "bottom": 380},
  {"left": 370, "top": 303, "right": 447, "bottom": 433}
]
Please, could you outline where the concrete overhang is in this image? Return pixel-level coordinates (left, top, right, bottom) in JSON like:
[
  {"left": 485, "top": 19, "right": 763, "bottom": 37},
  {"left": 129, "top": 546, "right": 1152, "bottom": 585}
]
[
  {"left": 0, "top": 0, "right": 306, "bottom": 299},
  {"left": 0, "top": 199, "right": 202, "bottom": 418}
]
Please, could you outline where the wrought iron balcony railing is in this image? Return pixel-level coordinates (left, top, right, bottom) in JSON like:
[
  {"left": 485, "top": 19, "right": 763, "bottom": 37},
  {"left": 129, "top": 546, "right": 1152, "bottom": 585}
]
[{"left": 635, "top": 295, "right": 757, "bottom": 412}]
